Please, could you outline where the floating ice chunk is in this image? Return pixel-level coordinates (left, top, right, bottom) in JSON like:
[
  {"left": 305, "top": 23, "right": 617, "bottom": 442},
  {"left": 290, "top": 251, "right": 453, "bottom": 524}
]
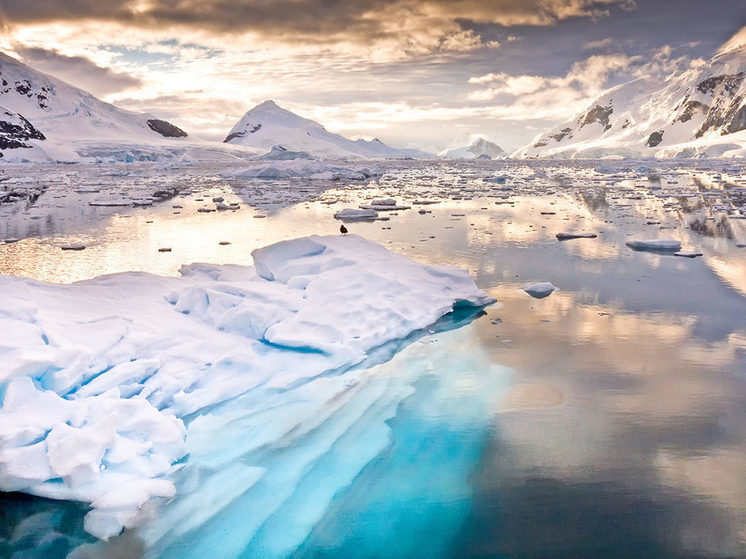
[
  {"left": 626, "top": 238, "right": 682, "bottom": 252},
  {"left": 359, "top": 204, "right": 410, "bottom": 211},
  {"left": 226, "top": 161, "right": 378, "bottom": 181},
  {"left": 555, "top": 232, "right": 597, "bottom": 240},
  {"left": 674, "top": 251, "right": 703, "bottom": 258},
  {"left": 522, "top": 282, "right": 556, "bottom": 299},
  {"left": 334, "top": 208, "right": 378, "bottom": 220}
]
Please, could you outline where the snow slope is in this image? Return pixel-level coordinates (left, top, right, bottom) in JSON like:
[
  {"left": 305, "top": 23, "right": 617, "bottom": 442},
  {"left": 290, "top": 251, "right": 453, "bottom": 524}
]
[
  {"left": 0, "top": 234, "right": 493, "bottom": 540},
  {"left": 440, "top": 138, "right": 506, "bottom": 159},
  {"left": 224, "top": 100, "right": 432, "bottom": 160},
  {"left": 0, "top": 52, "right": 188, "bottom": 161},
  {"left": 514, "top": 33, "right": 746, "bottom": 159}
]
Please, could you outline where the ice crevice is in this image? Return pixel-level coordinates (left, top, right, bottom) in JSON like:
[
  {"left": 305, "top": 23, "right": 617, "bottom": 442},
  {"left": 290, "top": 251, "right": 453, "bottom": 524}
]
[{"left": 0, "top": 234, "right": 494, "bottom": 541}]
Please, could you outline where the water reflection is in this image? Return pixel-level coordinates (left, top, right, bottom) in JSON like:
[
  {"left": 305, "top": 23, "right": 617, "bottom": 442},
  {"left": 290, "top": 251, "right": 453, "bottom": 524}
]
[{"left": 1, "top": 160, "right": 745, "bottom": 558}]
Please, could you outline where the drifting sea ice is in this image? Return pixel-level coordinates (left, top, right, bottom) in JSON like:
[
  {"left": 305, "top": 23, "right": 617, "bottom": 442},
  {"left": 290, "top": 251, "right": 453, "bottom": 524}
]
[
  {"left": 522, "top": 282, "right": 556, "bottom": 299},
  {"left": 0, "top": 234, "right": 494, "bottom": 541},
  {"left": 625, "top": 238, "right": 682, "bottom": 252}
]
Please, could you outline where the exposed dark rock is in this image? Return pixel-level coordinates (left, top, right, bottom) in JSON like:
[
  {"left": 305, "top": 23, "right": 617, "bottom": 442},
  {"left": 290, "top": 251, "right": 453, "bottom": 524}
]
[
  {"left": 697, "top": 73, "right": 744, "bottom": 96},
  {"left": 146, "top": 119, "right": 187, "bottom": 138},
  {"left": 580, "top": 104, "right": 613, "bottom": 131},
  {"left": 533, "top": 140, "right": 548, "bottom": 148},
  {"left": 14, "top": 80, "right": 31, "bottom": 96},
  {"left": 550, "top": 127, "right": 572, "bottom": 142},
  {"left": 677, "top": 100, "right": 708, "bottom": 123},
  {"left": 224, "top": 131, "right": 245, "bottom": 143},
  {"left": 726, "top": 102, "right": 746, "bottom": 134},
  {"left": 646, "top": 130, "right": 664, "bottom": 147},
  {"left": 697, "top": 94, "right": 745, "bottom": 137},
  {"left": 0, "top": 109, "right": 45, "bottom": 150}
]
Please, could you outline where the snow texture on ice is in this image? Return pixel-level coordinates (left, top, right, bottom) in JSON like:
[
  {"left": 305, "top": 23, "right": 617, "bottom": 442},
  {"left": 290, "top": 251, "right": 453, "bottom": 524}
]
[{"left": 0, "top": 234, "right": 493, "bottom": 540}]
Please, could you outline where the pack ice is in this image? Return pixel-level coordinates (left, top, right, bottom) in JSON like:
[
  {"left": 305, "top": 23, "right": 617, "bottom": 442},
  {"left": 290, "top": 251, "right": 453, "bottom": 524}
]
[{"left": 0, "top": 235, "right": 493, "bottom": 540}]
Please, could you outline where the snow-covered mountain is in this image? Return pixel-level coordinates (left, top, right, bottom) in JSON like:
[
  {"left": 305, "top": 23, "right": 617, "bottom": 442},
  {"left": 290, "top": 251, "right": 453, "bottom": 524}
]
[
  {"left": 0, "top": 52, "right": 188, "bottom": 161},
  {"left": 224, "top": 100, "right": 432, "bottom": 160},
  {"left": 440, "top": 138, "right": 506, "bottom": 159},
  {"left": 514, "top": 34, "right": 746, "bottom": 159}
]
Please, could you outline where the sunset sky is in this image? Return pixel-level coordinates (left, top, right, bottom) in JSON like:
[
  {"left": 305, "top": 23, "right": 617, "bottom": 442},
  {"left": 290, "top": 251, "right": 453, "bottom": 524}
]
[{"left": 1, "top": 0, "right": 743, "bottom": 152}]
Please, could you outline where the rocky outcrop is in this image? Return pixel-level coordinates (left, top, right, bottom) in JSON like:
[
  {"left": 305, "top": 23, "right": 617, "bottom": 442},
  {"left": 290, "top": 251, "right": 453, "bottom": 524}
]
[
  {"left": 646, "top": 130, "right": 664, "bottom": 147},
  {"left": 581, "top": 104, "right": 613, "bottom": 131},
  {"left": 146, "top": 119, "right": 187, "bottom": 138},
  {"left": 0, "top": 108, "right": 45, "bottom": 150}
]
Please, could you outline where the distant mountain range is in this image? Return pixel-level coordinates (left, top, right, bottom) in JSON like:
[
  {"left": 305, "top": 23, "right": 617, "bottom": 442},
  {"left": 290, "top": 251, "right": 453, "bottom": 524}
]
[
  {"left": 514, "top": 34, "right": 746, "bottom": 158},
  {"left": 439, "top": 138, "right": 506, "bottom": 159},
  {"left": 0, "top": 52, "right": 187, "bottom": 161},
  {"left": 3, "top": 33, "right": 746, "bottom": 162},
  {"left": 223, "top": 100, "right": 432, "bottom": 160}
]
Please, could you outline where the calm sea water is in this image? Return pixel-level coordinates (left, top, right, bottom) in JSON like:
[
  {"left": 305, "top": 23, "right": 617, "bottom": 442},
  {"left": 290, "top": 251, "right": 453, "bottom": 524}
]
[{"left": 1, "top": 160, "right": 745, "bottom": 558}]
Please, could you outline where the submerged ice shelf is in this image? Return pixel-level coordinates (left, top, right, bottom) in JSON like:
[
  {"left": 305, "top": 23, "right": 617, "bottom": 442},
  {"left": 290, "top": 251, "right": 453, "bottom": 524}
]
[{"left": 0, "top": 234, "right": 494, "bottom": 541}]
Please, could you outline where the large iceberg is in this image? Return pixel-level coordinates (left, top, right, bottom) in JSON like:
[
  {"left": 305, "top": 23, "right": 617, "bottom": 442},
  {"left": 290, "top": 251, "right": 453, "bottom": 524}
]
[{"left": 0, "top": 235, "right": 493, "bottom": 540}]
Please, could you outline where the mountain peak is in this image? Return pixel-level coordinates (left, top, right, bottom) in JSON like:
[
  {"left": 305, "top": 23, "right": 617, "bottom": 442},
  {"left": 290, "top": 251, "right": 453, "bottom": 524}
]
[
  {"left": 223, "top": 102, "right": 432, "bottom": 159},
  {"left": 254, "top": 99, "right": 281, "bottom": 111}
]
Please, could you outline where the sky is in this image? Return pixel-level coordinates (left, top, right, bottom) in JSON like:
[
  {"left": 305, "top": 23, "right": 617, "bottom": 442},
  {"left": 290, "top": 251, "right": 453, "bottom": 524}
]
[{"left": 0, "top": 0, "right": 744, "bottom": 152}]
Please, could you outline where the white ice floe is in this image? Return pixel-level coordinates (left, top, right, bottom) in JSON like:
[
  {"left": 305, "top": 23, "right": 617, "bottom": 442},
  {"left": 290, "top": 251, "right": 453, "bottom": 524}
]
[
  {"left": 0, "top": 235, "right": 492, "bottom": 540},
  {"left": 625, "top": 238, "right": 682, "bottom": 252},
  {"left": 522, "top": 282, "right": 556, "bottom": 299},
  {"left": 334, "top": 208, "right": 378, "bottom": 220}
]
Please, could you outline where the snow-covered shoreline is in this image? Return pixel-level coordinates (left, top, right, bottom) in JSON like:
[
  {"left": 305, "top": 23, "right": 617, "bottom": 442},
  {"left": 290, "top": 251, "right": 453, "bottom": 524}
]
[{"left": 0, "top": 234, "right": 493, "bottom": 540}]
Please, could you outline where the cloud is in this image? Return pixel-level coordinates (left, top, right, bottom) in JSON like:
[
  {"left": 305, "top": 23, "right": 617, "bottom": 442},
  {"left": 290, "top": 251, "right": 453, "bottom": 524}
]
[
  {"left": 466, "top": 52, "right": 643, "bottom": 120},
  {"left": 13, "top": 46, "right": 142, "bottom": 96},
  {"left": 0, "top": 0, "right": 635, "bottom": 53},
  {"left": 717, "top": 25, "right": 746, "bottom": 54},
  {"left": 583, "top": 37, "right": 614, "bottom": 51}
]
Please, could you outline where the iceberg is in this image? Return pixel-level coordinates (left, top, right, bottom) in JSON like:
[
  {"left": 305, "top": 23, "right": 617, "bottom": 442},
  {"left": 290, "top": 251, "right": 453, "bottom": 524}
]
[
  {"left": 333, "top": 208, "right": 378, "bottom": 220},
  {"left": 0, "top": 235, "right": 493, "bottom": 540}
]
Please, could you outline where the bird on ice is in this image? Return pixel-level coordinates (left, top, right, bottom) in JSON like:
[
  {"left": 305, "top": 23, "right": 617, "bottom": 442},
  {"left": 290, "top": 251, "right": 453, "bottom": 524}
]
[{"left": 340, "top": 224, "right": 348, "bottom": 235}]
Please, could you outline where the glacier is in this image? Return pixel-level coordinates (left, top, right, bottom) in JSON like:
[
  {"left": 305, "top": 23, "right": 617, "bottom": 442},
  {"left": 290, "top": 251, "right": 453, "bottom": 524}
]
[{"left": 0, "top": 234, "right": 494, "bottom": 542}]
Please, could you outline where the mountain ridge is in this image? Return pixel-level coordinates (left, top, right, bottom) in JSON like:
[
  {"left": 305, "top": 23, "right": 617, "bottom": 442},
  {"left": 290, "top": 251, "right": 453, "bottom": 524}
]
[
  {"left": 0, "top": 51, "right": 187, "bottom": 160},
  {"left": 513, "top": 41, "right": 746, "bottom": 159}
]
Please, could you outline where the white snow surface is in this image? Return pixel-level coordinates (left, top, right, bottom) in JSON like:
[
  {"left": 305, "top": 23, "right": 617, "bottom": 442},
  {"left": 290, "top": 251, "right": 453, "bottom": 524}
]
[
  {"left": 0, "top": 234, "right": 492, "bottom": 540},
  {"left": 224, "top": 100, "right": 433, "bottom": 160}
]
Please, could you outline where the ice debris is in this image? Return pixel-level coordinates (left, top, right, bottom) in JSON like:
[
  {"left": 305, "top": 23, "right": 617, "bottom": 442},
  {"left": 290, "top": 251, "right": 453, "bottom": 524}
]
[
  {"left": 625, "top": 238, "right": 682, "bottom": 252},
  {"left": 522, "top": 282, "right": 556, "bottom": 299}
]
